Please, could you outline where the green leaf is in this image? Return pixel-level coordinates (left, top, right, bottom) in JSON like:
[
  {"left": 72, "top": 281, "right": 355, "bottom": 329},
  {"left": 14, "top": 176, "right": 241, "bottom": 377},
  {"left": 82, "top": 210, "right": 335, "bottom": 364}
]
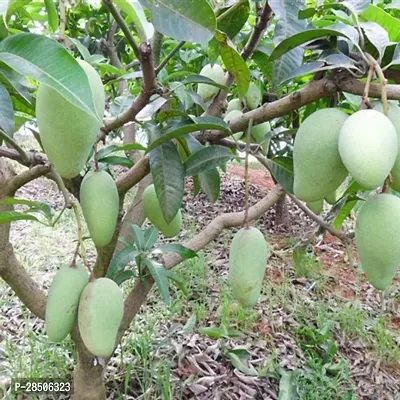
[
  {"left": 130, "top": 224, "right": 145, "bottom": 251},
  {"left": 44, "top": 0, "right": 59, "bottom": 33},
  {"left": 113, "top": 270, "right": 135, "bottom": 285},
  {"left": 268, "top": 29, "right": 350, "bottom": 62},
  {"left": 107, "top": 246, "right": 140, "bottom": 279},
  {"left": 164, "top": 269, "right": 187, "bottom": 295},
  {"left": 214, "top": 30, "right": 250, "bottom": 98},
  {"left": 146, "top": 117, "right": 230, "bottom": 153},
  {"left": 360, "top": 22, "right": 390, "bottom": 60},
  {"left": 226, "top": 352, "right": 258, "bottom": 376},
  {"left": 1, "top": 197, "right": 53, "bottom": 220},
  {"left": 0, "top": 68, "right": 32, "bottom": 104},
  {"left": 0, "top": 83, "right": 14, "bottom": 139},
  {"left": 217, "top": 0, "right": 250, "bottom": 39},
  {"left": 148, "top": 125, "right": 185, "bottom": 223},
  {"left": 143, "top": 259, "right": 170, "bottom": 306},
  {"left": 386, "top": 43, "right": 400, "bottom": 69},
  {"left": 270, "top": 0, "right": 307, "bottom": 87},
  {"left": 143, "top": 226, "right": 159, "bottom": 251},
  {"left": 97, "top": 155, "right": 134, "bottom": 168},
  {"left": 156, "top": 109, "right": 191, "bottom": 123},
  {"left": 68, "top": 37, "right": 91, "bottom": 60},
  {"left": 184, "top": 145, "right": 233, "bottom": 176},
  {"left": 186, "top": 135, "right": 221, "bottom": 202},
  {"left": 333, "top": 199, "right": 358, "bottom": 229},
  {"left": 97, "top": 143, "right": 147, "bottom": 160},
  {"left": 183, "top": 74, "right": 229, "bottom": 91},
  {"left": 361, "top": 5, "right": 400, "bottom": 42},
  {"left": 156, "top": 243, "right": 197, "bottom": 260},
  {"left": 199, "top": 326, "right": 225, "bottom": 339},
  {"left": 278, "top": 370, "right": 297, "bottom": 400},
  {"left": 267, "top": 156, "right": 294, "bottom": 193},
  {"left": 0, "top": 211, "right": 40, "bottom": 224},
  {"left": 115, "top": 0, "right": 154, "bottom": 42},
  {"left": 138, "top": 0, "right": 216, "bottom": 44},
  {"left": 0, "top": 33, "right": 99, "bottom": 120},
  {"left": 343, "top": 0, "right": 370, "bottom": 13}
]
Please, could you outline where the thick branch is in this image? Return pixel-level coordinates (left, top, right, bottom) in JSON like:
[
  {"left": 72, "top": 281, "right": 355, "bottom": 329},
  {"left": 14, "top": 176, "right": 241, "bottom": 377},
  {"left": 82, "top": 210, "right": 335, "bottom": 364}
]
[
  {"left": 116, "top": 156, "right": 150, "bottom": 194},
  {"left": 6, "top": 165, "right": 51, "bottom": 195},
  {"left": 117, "top": 184, "right": 284, "bottom": 339}
]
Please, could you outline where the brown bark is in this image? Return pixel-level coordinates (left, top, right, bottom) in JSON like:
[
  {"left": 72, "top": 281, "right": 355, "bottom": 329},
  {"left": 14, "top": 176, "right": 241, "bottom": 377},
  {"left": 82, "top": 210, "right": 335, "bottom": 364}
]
[
  {"left": 274, "top": 193, "right": 287, "bottom": 226},
  {"left": 72, "top": 330, "right": 106, "bottom": 400}
]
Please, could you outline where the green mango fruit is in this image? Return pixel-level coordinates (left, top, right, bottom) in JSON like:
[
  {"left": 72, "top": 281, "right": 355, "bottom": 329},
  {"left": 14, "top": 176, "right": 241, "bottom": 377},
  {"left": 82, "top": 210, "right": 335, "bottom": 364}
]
[
  {"left": 339, "top": 109, "right": 397, "bottom": 189},
  {"left": 143, "top": 184, "right": 182, "bottom": 238},
  {"left": 224, "top": 110, "right": 243, "bottom": 141},
  {"left": 372, "top": 101, "right": 400, "bottom": 191},
  {"left": 294, "top": 108, "right": 348, "bottom": 202},
  {"left": 80, "top": 170, "right": 119, "bottom": 247},
  {"left": 307, "top": 199, "right": 324, "bottom": 214},
  {"left": 36, "top": 60, "right": 105, "bottom": 178},
  {"left": 227, "top": 98, "right": 243, "bottom": 113},
  {"left": 245, "top": 82, "right": 262, "bottom": 110},
  {"left": 325, "top": 190, "right": 338, "bottom": 205},
  {"left": 78, "top": 278, "right": 124, "bottom": 358},
  {"left": 45, "top": 264, "right": 89, "bottom": 342},
  {"left": 197, "top": 64, "right": 225, "bottom": 102},
  {"left": 251, "top": 121, "right": 271, "bottom": 153},
  {"left": 355, "top": 194, "right": 400, "bottom": 290},
  {"left": 229, "top": 227, "right": 269, "bottom": 308}
]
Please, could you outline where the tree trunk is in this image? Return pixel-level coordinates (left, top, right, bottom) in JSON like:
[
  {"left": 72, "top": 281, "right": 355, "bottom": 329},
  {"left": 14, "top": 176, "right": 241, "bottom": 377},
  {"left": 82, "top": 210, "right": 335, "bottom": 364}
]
[
  {"left": 72, "top": 332, "right": 106, "bottom": 400},
  {"left": 274, "top": 193, "right": 287, "bottom": 226}
]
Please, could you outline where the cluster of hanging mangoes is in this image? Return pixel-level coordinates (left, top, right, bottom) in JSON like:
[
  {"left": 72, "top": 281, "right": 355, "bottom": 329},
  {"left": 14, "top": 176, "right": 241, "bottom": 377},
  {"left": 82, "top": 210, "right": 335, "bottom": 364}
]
[{"left": 294, "top": 104, "right": 400, "bottom": 291}]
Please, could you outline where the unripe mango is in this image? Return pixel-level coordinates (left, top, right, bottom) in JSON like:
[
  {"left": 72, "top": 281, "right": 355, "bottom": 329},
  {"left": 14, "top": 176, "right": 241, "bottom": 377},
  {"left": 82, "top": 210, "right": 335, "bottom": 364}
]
[
  {"left": 78, "top": 278, "right": 124, "bottom": 358},
  {"left": 227, "top": 98, "right": 242, "bottom": 113},
  {"left": 251, "top": 121, "right": 271, "bottom": 153},
  {"left": 325, "top": 190, "right": 338, "bottom": 205},
  {"left": 229, "top": 227, "right": 269, "bottom": 308},
  {"left": 45, "top": 264, "right": 89, "bottom": 342},
  {"left": 224, "top": 110, "right": 243, "bottom": 141},
  {"left": 293, "top": 108, "right": 348, "bottom": 202},
  {"left": 245, "top": 82, "right": 262, "bottom": 110},
  {"left": 307, "top": 199, "right": 324, "bottom": 215},
  {"left": 197, "top": 64, "right": 225, "bottom": 102},
  {"left": 372, "top": 101, "right": 400, "bottom": 191},
  {"left": 338, "top": 110, "right": 397, "bottom": 189},
  {"left": 80, "top": 170, "right": 119, "bottom": 247},
  {"left": 143, "top": 184, "right": 182, "bottom": 238},
  {"left": 36, "top": 60, "right": 105, "bottom": 178},
  {"left": 355, "top": 194, "right": 400, "bottom": 290}
]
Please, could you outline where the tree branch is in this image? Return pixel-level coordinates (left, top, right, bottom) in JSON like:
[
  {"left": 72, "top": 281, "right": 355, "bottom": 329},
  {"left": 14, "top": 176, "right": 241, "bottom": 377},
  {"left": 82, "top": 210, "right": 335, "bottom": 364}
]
[
  {"left": 102, "top": 0, "right": 140, "bottom": 60},
  {"left": 117, "top": 184, "right": 284, "bottom": 339},
  {"left": 6, "top": 165, "right": 52, "bottom": 195},
  {"left": 0, "top": 131, "right": 30, "bottom": 165},
  {"left": 151, "top": 31, "right": 164, "bottom": 67},
  {"left": 287, "top": 193, "right": 352, "bottom": 244},
  {"left": 241, "top": 2, "right": 273, "bottom": 61},
  {"left": 116, "top": 156, "right": 150, "bottom": 194}
]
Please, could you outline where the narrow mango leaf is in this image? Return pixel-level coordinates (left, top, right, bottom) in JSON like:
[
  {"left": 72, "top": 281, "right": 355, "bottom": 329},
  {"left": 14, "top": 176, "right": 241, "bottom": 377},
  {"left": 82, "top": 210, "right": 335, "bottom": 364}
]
[
  {"left": 148, "top": 124, "right": 185, "bottom": 223},
  {"left": 156, "top": 109, "right": 192, "bottom": 123},
  {"left": 214, "top": 30, "right": 250, "bottom": 98},
  {"left": 227, "top": 352, "right": 258, "bottom": 376},
  {"left": 107, "top": 246, "right": 140, "bottom": 279},
  {"left": 114, "top": 0, "right": 154, "bottom": 42},
  {"left": 217, "top": 0, "right": 250, "bottom": 39},
  {"left": 183, "top": 74, "right": 229, "bottom": 91},
  {"left": 130, "top": 224, "right": 145, "bottom": 251},
  {"left": 143, "top": 259, "right": 170, "bottom": 306},
  {"left": 0, "top": 68, "right": 32, "bottom": 104},
  {"left": 333, "top": 199, "right": 359, "bottom": 229},
  {"left": 0, "top": 33, "right": 98, "bottom": 119},
  {"left": 0, "top": 211, "right": 40, "bottom": 224},
  {"left": 0, "top": 83, "right": 14, "bottom": 139},
  {"left": 143, "top": 226, "right": 158, "bottom": 251},
  {"left": 278, "top": 370, "right": 297, "bottom": 400},
  {"left": 113, "top": 270, "right": 135, "bottom": 285},
  {"left": 44, "top": 0, "right": 59, "bottom": 33},
  {"left": 156, "top": 243, "right": 197, "bottom": 260},
  {"left": 97, "top": 155, "right": 134, "bottom": 168},
  {"left": 68, "top": 37, "right": 91, "bottom": 60},
  {"left": 267, "top": 156, "right": 294, "bottom": 193},
  {"left": 146, "top": 117, "right": 229, "bottom": 153},
  {"left": 184, "top": 145, "right": 233, "bottom": 176},
  {"left": 1, "top": 197, "right": 52, "bottom": 220},
  {"left": 138, "top": 0, "right": 216, "bottom": 44},
  {"left": 164, "top": 269, "right": 187, "bottom": 295}
]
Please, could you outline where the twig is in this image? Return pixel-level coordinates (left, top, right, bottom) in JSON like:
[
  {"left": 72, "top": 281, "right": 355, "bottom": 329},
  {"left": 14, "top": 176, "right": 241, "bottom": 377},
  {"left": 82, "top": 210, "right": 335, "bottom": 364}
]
[
  {"left": 361, "top": 64, "right": 374, "bottom": 107},
  {"left": 0, "top": 130, "right": 30, "bottom": 165},
  {"left": 243, "top": 118, "right": 253, "bottom": 228},
  {"left": 102, "top": 0, "right": 140, "bottom": 59},
  {"left": 365, "top": 53, "right": 388, "bottom": 115},
  {"left": 151, "top": 31, "right": 164, "bottom": 67},
  {"left": 155, "top": 40, "right": 185, "bottom": 75},
  {"left": 51, "top": 167, "right": 73, "bottom": 209},
  {"left": 59, "top": 0, "right": 66, "bottom": 42},
  {"left": 287, "top": 193, "right": 352, "bottom": 244}
]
